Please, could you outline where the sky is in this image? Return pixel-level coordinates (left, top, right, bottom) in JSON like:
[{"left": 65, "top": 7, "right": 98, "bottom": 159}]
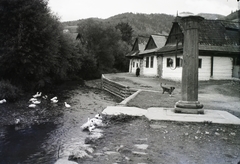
[{"left": 47, "top": 0, "right": 240, "bottom": 22}]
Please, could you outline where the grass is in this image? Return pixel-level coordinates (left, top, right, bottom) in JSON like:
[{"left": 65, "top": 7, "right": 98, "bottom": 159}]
[{"left": 126, "top": 90, "right": 181, "bottom": 109}]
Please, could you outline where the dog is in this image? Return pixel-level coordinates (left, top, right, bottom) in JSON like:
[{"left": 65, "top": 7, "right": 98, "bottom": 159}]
[{"left": 160, "top": 83, "right": 175, "bottom": 96}]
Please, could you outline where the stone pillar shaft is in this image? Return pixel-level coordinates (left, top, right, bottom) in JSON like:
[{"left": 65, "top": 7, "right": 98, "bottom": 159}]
[{"left": 175, "top": 16, "right": 204, "bottom": 114}]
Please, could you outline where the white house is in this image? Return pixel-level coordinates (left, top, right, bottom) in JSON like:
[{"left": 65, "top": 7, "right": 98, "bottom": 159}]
[
  {"left": 126, "top": 17, "right": 240, "bottom": 80},
  {"left": 126, "top": 34, "right": 167, "bottom": 77},
  {"left": 126, "top": 36, "right": 148, "bottom": 76},
  {"left": 158, "top": 16, "right": 240, "bottom": 81}
]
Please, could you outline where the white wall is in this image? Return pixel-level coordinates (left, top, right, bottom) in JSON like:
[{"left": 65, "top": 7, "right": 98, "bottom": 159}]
[
  {"left": 199, "top": 56, "right": 211, "bottom": 81},
  {"left": 162, "top": 55, "right": 182, "bottom": 81},
  {"left": 129, "top": 59, "right": 141, "bottom": 74},
  {"left": 162, "top": 55, "right": 214, "bottom": 81},
  {"left": 142, "top": 55, "right": 158, "bottom": 76},
  {"left": 212, "top": 57, "right": 232, "bottom": 80}
]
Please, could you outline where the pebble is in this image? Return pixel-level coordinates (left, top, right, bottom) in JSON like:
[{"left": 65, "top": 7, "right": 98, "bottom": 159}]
[
  {"left": 230, "top": 132, "right": 236, "bottom": 136},
  {"left": 134, "top": 144, "right": 148, "bottom": 150},
  {"left": 132, "top": 151, "right": 148, "bottom": 156},
  {"left": 215, "top": 132, "right": 220, "bottom": 136}
]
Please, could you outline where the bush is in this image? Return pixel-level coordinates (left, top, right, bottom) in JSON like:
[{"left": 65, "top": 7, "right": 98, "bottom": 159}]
[{"left": 0, "top": 80, "right": 22, "bottom": 102}]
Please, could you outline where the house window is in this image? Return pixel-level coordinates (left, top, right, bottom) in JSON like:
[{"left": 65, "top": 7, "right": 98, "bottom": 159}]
[
  {"left": 133, "top": 62, "right": 135, "bottom": 68},
  {"left": 150, "top": 56, "right": 154, "bottom": 68},
  {"left": 176, "top": 58, "right": 183, "bottom": 67},
  {"left": 167, "top": 58, "right": 173, "bottom": 67},
  {"left": 136, "top": 63, "right": 139, "bottom": 68},
  {"left": 198, "top": 59, "right": 202, "bottom": 68},
  {"left": 146, "top": 57, "right": 149, "bottom": 68}
]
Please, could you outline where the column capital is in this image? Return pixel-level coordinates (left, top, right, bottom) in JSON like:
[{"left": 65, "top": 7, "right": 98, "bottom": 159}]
[{"left": 181, "top": 16, "right": 204, "bottom": 30}]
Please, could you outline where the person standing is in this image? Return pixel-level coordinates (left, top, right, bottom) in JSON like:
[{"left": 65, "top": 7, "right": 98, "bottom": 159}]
[{"left": 136, "top": 67, "right": 140, "bottom": 77}]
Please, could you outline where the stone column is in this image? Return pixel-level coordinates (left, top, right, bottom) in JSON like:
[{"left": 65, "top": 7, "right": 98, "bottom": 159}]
[{"left": 175, "top": 16, "right": 204, "bottom": 114}]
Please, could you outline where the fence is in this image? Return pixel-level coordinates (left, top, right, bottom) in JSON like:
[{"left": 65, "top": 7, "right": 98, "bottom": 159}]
[{"left": 101, "top": 74, "right": 137, "bottom": 100}]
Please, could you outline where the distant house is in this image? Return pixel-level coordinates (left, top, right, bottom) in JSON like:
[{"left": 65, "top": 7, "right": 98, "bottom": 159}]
[
  {"left": 138, "top": 34, "right": 167, "bottom": 76},
  {"left": 126, "top": 34, "right": 167, "bottom": 76},
  {"left": 157, "top": 16, "right": 240, "bottom": 81},
  {"left": 63, "top": 26, "right": 79, "bottom": 40},
  {"left": 126, "top": 36, "right": 148, "bottom": 75}
]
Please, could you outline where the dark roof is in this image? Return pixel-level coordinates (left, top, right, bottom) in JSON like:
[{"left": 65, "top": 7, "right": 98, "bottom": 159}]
[
  {"left": 158, "top": 17, "right": 240, "bottom": 54},
  {"left": 198, "top": 20, "right": 239, "bottom": 47},
  {"left": 139, "top": 35, "right": 167, "bottom": 55},
  {"left": 126, "top": 36, "right": 148, "bottom": 58}
]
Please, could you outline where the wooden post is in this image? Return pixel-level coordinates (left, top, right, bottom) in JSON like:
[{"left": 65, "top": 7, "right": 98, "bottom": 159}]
[{"left": 175, "top": 16, "right": 204, "bottom": 114}]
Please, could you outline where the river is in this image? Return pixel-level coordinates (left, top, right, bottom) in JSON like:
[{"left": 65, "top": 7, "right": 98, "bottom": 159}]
[{"left": 0, "top": 80, "right": 119, "bottom": 164}]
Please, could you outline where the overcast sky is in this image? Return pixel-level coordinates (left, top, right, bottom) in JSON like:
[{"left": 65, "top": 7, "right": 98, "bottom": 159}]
[{"left": 47, "top": 0, "right": 240, "bottom": 22}]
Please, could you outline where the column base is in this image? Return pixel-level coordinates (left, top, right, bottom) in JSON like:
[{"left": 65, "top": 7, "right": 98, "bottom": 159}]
[{"left": 174, "top": 101, "right": 204, "bottom": 114}]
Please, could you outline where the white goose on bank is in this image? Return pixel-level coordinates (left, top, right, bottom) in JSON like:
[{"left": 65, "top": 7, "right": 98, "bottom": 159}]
[
  {"left": 29, "top": 104, "right": 36, "bottom": 108},
  {"left": 89, "top": 118, "right": 103, "bottom": 127},
  {"left": 29, "top": 98, "right": 37, "bottom": 102},
  {"left": 64, "top": 102, "right": 71, "bottom": 108},
  {"left": 0, "top": 99, "right": 6, "bottom": 104},
  {"left": 95, "top": 114, "right": 102, "bottom": 119},
  {"left": 32, "top": 100, "right": 41, "bottom": 104},
  {"left": 33, "top": 92, "right": 42, "bottom": 98},
  {"left": 15, "top": 118, "right": 20, "bottom": 124},
  {"left": 81, "top": 118, "right": 94, "bottom": 130},
  {"left": 88, "top": 124, "right": 96, "bottom": 132},
  {"left": 50, "top": 96, "right": 57, "bottom": 101},
  {"left": 51, "top": 99, "right": 58, "bottom": 103}
]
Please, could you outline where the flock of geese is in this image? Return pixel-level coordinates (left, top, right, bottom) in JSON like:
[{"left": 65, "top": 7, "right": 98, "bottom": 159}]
[
  {"left": 28, "top": 92, "right": 71, "bottom": 108},
  {"left": 2, "top": 92, "right": 103, "bottom": 130},
  {"left": 81, "top": 114, "right": 104, "bottom": 132}
]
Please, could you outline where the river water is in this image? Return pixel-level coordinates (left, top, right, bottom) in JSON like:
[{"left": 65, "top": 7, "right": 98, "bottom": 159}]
[{"left": 0, "top": 82, "right": 119, "bottom": 164}]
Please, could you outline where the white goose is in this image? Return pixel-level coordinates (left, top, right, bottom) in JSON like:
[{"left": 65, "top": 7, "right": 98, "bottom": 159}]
[
  {"left": 33, "top": 92, "right": 42, "bottom": 98},
  {"left": 51, "top": 99, "right": 58, "bottom": 103},
  {"left": 89, "top": 118, "right": 103, "bottom": 127},
  {"left": 95, "top": 114, "right": 102, "bottom": 119},
  {"left": 15, "top": 119, "right": 20, "bottom": 124},
  {"left": 29, "top": 98, "right": 37, "bottom": 102},
  {"left": 81, "top": 118, "right": 93, "bottom": 130},
  {"left": 32, "top": 100, "right": 41, "bottom": 104},
  {"left": 29, "top": 104, "right": 36, "bottom": 108},
  {"left": 64, "top": 102, "right": 71, "bottom": 108},
  {"left": 50, "top": 96, "right": 57, "bottom": 101},
  {"left": 0, "top": 99, "right": 6, "bottom": 104},
  {"left": 88, "top": 124, "right": 96, "bottom": 132}
]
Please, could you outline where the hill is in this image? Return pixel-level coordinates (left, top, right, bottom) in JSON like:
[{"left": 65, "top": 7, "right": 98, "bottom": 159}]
[
  {"left": 62, "top": 13, "right": 175, "bottom": 37},
  {"left": 103, "top": 12, "right": 175, "bottom": 36},
  {"left": 197, "top": 13, "right": 225, "bottom": 20},
  {"left": 225, "top": 10, "right": 240, "bottom": 21},
  {"left": 62, "top": 11, "right": 238, "bottom": 38}
]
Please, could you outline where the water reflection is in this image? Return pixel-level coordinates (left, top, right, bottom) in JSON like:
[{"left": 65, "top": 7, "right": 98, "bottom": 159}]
[{"left": 0, "top": 123, "right": 57, "bottom": 164}]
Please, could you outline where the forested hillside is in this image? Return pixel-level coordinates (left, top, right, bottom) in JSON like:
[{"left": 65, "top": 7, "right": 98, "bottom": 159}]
[
  {"left": 103, "top": 13, "right": 175, "bottom": 36},
  {"left": 62, "top": 13, "right": 175, "bottom": 36}
]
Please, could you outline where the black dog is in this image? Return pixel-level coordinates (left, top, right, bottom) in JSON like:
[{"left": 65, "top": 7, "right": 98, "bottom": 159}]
[{"left": 160, "top": 83, "right": 175, "bottom": 96}]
